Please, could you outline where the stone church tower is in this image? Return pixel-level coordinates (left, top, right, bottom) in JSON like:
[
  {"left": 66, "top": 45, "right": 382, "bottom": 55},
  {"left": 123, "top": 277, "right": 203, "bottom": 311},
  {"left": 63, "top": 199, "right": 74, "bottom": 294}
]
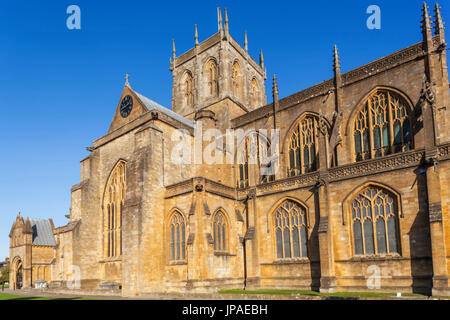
[{"left": 170, "top": 8, "right": 267, "bottom": 128}]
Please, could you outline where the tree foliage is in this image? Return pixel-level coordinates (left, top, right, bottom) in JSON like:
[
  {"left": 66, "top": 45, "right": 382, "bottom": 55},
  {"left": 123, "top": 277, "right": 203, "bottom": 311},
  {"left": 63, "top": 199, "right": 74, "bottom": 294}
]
[{"left": 0, "top": 265, "right": 10, "bottom": 284}]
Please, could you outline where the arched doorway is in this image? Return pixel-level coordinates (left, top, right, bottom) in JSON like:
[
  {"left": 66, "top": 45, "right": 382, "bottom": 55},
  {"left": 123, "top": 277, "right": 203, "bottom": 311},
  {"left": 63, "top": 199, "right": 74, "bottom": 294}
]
[{"left": 13, "top": 259, "right": 23, "bottom": 290}]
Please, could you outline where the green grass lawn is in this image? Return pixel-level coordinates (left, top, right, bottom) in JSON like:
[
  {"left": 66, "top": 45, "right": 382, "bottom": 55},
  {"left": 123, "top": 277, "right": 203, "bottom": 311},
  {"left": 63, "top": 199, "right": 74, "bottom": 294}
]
[
  {"left": 0, "top": 292, "right": 86, "bottom": 300},
  {"left": 218, "top": 289, "right": 425, "bottom": 298}
]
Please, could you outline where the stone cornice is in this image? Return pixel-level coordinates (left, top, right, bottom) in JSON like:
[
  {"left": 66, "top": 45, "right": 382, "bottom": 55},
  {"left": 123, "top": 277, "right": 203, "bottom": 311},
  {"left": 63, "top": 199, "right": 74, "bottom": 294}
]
[{"left": 328, "top": 148, "right": 425, "bottom": 182}]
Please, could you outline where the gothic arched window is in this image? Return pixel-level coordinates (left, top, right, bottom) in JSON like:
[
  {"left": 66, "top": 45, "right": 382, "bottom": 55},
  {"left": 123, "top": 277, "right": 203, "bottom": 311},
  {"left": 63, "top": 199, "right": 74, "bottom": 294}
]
[
  {"left": 251, "top": 78, "right": 259, "bottom": 109},
  {"left": 238, "top": 136, "right": 250, "bottom": 188},
  {"left": 351, "top": 186, "right": 400, "bottom": 256},
  {"left": 354, "top": 90, "right": 413, "bottom": 161},
  {"left": 274, "top": 200, "right": 308, "bottom": 259},
  {"left": 206, "top": 60, "right": 218, "bottom": 96},
  {"left": 170, "top": 211, "right": 186, "bottom": 261},
  {"left": 232, "top": 61, "right": 242, "bottom": 100},
  {"left": 213, "top": 211, "right": 227, "bottom": 252},
  {"left": 103, "top": 161, "right": 126, "bottom": 258},
  {"left": 183, "top": 72, "right": 194, "bottom": 108},
  {"left": 288, "top": 116, "right": 319, "bottom": 177}
]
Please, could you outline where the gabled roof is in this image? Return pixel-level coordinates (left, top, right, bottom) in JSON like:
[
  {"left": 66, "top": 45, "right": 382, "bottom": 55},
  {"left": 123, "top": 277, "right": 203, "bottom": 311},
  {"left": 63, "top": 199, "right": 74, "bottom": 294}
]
[
  {"left": 132, "top": 89, "right": 194, "bottom": 128},
  {"left": 29, "top": 218, "right": 56, "bottom": 246}
]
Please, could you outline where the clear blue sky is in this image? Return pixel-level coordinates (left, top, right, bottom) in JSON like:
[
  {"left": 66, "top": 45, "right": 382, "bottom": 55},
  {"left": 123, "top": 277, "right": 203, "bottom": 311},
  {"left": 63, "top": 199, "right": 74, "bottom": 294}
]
[{"left": 0, "top": 0, "right": 447, "bottom": 259}]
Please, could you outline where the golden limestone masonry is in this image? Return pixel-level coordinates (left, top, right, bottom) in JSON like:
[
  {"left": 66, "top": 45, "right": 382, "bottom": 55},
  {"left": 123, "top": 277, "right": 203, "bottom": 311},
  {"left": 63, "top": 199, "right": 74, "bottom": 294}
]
[{"left": 8, "top": 4, "right": 450, "bottom": 296}]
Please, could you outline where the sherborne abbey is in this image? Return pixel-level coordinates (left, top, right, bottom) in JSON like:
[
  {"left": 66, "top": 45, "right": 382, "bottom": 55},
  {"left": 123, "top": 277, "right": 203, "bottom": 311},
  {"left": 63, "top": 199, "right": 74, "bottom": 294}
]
[{"left": 8, "top": 4, "right": 450, "bottom": 296}]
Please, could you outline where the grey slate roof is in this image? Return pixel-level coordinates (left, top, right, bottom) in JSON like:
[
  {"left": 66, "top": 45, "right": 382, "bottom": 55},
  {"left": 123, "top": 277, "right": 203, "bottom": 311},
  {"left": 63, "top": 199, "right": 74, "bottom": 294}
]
[
  {"left": 29, "top": 218, "right": 56, "bottom": 246},
  {"left": 133, "top": 90, "right": 194, "bottom": 128}
]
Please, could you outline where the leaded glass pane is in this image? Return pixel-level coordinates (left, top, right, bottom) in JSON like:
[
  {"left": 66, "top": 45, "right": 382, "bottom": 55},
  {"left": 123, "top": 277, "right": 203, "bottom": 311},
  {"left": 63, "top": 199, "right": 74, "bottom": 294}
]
[
  {"left": 363, "top": 130, "right": 370, "bottom": 151},
  {"left": 300, "top": 227, "right": 308, "bottom": 257},
  {"left": 376, "top": 218, "right": 387, "bottom": 254},
  {"left": 382, "top": 125, "right": 389, "bottom": 147},
  {"left": 403, "top": 118, "right": 411, "bottom": 146},
  {"left": 292, "top": 228, "right": 300, "bottom": 257},
  {"left": 176, "top": 224, "right": 180, "bottom": 260},
  {"left": 374, "top": 126, "right": 381, "bottom": 149},
  {"left": 289, "top": 150, "right": 295, "bottom": 174},
  {"left": 276, "top": 229, "right": 283, "bottom": 258},
  {"left": 181, "top": 223, "right": 186, "bottom": 259},
  {"left": 171, "top": 225, "right": 175, "bottom": 260},
  {"left": 355, "top": 132, "right": 362, "bottom": 153},
  {"left": 217, "top": 225, "right": 221, "bottom": 250},
  {"left": 304, "top": 146, "right": 310, "bottom": 168},
  {"left": 387, "top": 216, "right": 398, "bottom": 253},
  {"left": 222, "top": 224, "right": 226, "bottom": 251},
  {"left": 394, "top": 121, "right": 401, "bottom": 144},
  {"left": 353, "top": 221, "right": 363, "bottom": 255},
  {"left": 283, "top": 229, "right": 291, "bottom": 258},
  {"left": 213, "top": 223, "right": 217, "bottom": 250},
  {"left": 364, "top": 220, "right": 375, "bottom": 254}
]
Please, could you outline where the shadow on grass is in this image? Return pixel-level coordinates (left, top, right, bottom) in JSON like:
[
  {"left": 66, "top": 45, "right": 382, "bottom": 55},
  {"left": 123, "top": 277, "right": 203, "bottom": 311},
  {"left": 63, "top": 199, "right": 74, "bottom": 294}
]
[{"left": 218, "top": 289, "right": 426, "bottom": 299}]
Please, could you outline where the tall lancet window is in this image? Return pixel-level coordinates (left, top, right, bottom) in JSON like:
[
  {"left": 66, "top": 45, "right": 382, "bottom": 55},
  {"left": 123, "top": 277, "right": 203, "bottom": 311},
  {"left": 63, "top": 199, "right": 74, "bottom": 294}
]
[
  {"left": 104, "top": 160, "right": 126, "bottom": 258},
  {"left": 169, "top": 211, "right": 186, "bottom": 262},
  {"left": 251, "top": 78, "right": 259, "bottom": 109},
  {"left": 354, "top": 90, "right": 413, "bottom": 161},
  {"left": 206, "top": 60, "right": 218, "bottom": 96},
  {"left": 183, "top": 72, "right": 194, "bottom": 108},
  {"left": 288, "top": 116, "right": 319, "bottom": 177},
  {"left": 232, "top": 61, "right": 242, "bottom": 100}
]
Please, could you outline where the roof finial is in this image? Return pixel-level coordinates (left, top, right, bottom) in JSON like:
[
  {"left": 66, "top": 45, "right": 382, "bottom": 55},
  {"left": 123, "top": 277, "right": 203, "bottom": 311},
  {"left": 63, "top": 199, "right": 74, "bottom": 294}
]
[
  {"left": 259, "top": 50, "right": 264, "bottom": 69},
  {"left": 224, "top": 8, "right": 229, "bottom": 36},
  {"left": 244, "top": 31, "right": 248, "bottom": 52},
  {"left": 421, "top": 2, "right": 433, "bottom": 42},
  {"left": 434, "top": 3, "right": 445, "bottom": 41},
  {"left": 333, "top": 45, "right": 341, "bottom": 73},
  {"left": 217, "top": 7, "right": 223, "bottom": 32},
  {"left": 125, "top": 73, "right": 130, "bottom": 87},
  {"left": 172, "top": 39, "right": 176, "bottom": 60},
  {"left": 195, "top": 24, "right": 199, "bottom": 46},
  {"left": 272, "top": 74, "right": 279, "bottom": 103}
]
